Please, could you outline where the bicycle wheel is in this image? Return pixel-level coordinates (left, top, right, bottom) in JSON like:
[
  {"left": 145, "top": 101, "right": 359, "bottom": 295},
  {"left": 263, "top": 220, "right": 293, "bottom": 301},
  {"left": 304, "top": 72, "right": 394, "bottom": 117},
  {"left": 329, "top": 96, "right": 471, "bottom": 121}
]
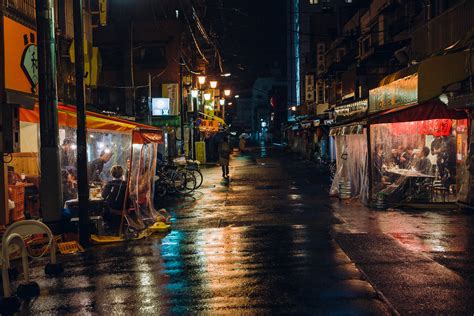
[
  {"left": 176, "top": 170, "right": 196, "bottom": 194},
  {"left": 191, "top": 169, "right": 203, "bottom": 189}
]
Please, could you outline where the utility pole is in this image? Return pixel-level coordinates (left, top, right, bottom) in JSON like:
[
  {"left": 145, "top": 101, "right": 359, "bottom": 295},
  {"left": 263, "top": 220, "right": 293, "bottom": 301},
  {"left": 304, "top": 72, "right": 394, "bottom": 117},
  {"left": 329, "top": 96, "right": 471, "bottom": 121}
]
[
  {"left": 179, "top": 57, "right": 185, "bottom": 155},
  {"left": 73, "top": 0, "right": 90, "bottom": 246},
  {"left": 148, "top": 72, "right": 152, "bottom": 125},
  {"left": 0, "top": 1, "right": 8, "bottom": 226},
  {"left": 36, "top": 0, "right": 63, "bottom": 227}
]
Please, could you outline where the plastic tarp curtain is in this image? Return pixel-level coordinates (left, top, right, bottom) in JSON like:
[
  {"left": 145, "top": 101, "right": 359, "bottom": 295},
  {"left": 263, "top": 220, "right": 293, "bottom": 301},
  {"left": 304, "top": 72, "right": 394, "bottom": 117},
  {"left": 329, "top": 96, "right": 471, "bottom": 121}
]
[
  {"left": 330, "top": 129, "right": 369, "bottom": 204},
  {"left": 125, "top": 141, "right": 162, "bottom": 230}
]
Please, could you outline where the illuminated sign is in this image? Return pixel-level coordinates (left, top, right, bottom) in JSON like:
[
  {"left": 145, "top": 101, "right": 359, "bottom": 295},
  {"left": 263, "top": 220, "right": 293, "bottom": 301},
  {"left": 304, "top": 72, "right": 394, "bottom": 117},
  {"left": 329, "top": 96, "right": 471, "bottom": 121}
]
[
  {"left": 3, "top": 17, "right": 38, "bottom": 95},
  {"left": 334, "top": 99, "right": 368, "bottom": 120},
  {"left": 369, "top": 73, "right": 418, "bottom": 113},
  {"left": 152, "top": 98, "right": 170, "bottom": 116}
]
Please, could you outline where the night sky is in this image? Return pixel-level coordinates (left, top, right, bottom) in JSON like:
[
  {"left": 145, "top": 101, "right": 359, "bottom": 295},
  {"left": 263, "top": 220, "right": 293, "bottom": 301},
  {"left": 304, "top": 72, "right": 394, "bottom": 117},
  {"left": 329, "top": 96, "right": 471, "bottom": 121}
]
[{"left": 215, "top": 0, "right": 287, "bottom": 88}]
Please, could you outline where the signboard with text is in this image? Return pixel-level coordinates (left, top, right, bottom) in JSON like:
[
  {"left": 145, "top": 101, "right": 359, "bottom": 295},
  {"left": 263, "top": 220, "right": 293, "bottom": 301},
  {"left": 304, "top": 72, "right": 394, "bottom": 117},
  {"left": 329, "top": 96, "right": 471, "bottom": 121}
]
[
  {"left": 3, "top": 17, "right": 38, "bottom": 96},
  {"left": 369, "top": 73, "right": 418, "bottom": 113}
]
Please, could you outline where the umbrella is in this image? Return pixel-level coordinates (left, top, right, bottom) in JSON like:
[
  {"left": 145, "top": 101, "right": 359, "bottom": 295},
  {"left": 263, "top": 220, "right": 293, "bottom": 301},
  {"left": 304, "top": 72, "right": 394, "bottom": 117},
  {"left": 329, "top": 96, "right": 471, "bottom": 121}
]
[{"left": 239, "top": 133, "right": 250, "bottom": 139}]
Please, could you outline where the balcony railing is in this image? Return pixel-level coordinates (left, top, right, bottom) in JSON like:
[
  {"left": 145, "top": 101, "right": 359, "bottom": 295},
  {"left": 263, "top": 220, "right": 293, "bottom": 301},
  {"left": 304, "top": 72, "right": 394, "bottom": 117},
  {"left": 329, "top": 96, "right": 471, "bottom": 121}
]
[
  {"left": 412, "top": 1, "right": 474, "bottom": 59},
  {"left": 6, "top": 0, "right": 36, "bottom": 22}
]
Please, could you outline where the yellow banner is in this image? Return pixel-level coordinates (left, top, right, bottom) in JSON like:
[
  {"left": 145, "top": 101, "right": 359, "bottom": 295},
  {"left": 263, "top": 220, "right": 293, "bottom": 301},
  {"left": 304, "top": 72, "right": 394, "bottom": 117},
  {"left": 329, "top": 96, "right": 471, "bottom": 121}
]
[{"left": 195, "top": 141, "right": 206, "bottom": 164}]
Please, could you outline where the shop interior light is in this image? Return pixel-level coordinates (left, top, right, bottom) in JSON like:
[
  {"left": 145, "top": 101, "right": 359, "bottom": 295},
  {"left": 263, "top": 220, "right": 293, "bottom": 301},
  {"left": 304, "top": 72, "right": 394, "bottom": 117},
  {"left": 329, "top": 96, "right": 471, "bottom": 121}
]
[
  {"left": 191, "top": 90, "right": 199, "bottom": 98},
  {"left": 97, "top": 142, "right": 105, "bottom": 149},
  {"left": 291, "top": 106, "right": 296, "bottom": 111},
  {"left": 204, "top": 93, "right": 211, "bottom": 101},
  {"left": 219, "top": 99, "right": 225, "bottom": 106},
  {"left": 198, "top": 76, "right": 206, "bottom": 85},
  {"left": 210, "top": 81, "right": 218, "bottom": 89},
  {"left": 70, "top": 144, "right": 77, "bottom": 150},
  {"left": 224, "top": 89, "right": 231, "bottom": 97}
]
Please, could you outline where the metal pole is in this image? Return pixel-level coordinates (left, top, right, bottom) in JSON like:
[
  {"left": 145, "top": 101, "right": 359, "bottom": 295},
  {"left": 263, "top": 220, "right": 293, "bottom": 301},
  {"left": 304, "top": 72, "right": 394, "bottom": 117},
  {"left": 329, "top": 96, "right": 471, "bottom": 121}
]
[
  {"left": 73, "top": 0, "right": 90, "bottom": 246},
  {"left": 179, "top": 58, "right": 185, "bottom": 154},
  {"left": 36, "top": 0, "right": 63, "bottom": 226},
  {"left": 148, "top": 72, "right": 152, "bottom": 125},
  {"left": 0, "top": 0, "right": 9, "bottom": 226}
]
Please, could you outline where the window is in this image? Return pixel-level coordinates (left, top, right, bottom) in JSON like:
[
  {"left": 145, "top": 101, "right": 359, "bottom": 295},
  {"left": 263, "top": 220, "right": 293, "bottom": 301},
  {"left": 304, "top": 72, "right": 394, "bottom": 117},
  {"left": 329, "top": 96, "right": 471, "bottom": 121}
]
[{"left": 309, "top": 0, "right": 319, "bottom": 4}]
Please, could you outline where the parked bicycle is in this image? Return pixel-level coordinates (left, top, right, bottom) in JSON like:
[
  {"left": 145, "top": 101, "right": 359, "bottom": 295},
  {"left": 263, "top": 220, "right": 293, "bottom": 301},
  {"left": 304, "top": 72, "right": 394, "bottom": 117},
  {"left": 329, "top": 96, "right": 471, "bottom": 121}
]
[{"left": 154, "top": 164, "right": 196, "bottom": 197}]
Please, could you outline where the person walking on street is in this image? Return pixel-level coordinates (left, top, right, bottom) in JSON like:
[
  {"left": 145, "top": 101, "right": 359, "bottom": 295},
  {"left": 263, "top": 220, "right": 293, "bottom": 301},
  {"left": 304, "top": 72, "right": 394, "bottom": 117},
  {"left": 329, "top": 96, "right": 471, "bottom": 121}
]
[{"left": 219, "top": 137, "right": 231, "bottom": 179}]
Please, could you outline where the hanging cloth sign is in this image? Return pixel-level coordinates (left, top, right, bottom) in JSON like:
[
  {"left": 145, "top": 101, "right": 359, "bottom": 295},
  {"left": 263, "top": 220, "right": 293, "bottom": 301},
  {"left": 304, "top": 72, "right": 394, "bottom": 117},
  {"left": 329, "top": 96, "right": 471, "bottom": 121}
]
[{"left": 391, "top": 119, "right": 452, "bottom": 137}]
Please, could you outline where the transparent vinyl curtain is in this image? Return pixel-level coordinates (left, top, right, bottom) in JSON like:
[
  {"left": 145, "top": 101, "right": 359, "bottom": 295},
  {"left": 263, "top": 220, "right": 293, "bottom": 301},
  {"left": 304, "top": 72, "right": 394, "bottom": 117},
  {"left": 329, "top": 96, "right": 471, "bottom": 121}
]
[
  {"left": 329, "top": 130, "right": 369, "bottom": 204},
  {"left": 126, "top": 142, "right": 161, "bottom": 230}
]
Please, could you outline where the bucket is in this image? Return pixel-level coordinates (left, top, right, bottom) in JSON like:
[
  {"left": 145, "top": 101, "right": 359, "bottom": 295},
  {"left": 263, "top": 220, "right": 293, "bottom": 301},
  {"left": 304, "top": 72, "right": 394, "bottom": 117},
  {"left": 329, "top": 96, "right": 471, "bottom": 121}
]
[{"left": 338, "top": 180, "right": 351, "bottom": 199}]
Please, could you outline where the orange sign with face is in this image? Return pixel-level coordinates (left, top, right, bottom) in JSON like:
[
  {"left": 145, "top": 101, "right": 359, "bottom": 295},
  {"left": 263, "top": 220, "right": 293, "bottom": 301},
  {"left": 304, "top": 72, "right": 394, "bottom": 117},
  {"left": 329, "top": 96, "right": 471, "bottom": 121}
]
[{"left": 3, "top": 17, "right": 38, "bottom": 95}]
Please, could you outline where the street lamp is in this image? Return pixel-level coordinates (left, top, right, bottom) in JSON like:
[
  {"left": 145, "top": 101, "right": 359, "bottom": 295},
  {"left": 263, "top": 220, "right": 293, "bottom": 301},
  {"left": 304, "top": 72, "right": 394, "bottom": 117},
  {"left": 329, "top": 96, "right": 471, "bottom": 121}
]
[
  {"left": 210, "top": 80, "right": 218, "bottom": 89},
  {"left": 219, "top": 99, "right": 225, "bottom": 106},
  {"left": 291, "top": 106, "right": 296, "bottom": 111},
  {"left": 191, "top": 90, "right": 199, "bottom": 98},
  {"left": 224, "top": 89, "right": 231, "bottom": 97},
  {"left": 204, "top": 93, "right": 211, "bottom": 101},
  {"left": 234, "top": 95, "right": 240, "bottom": 99},
  {"left": 198, "top": 75, "right": 206, "bottom": 85},
  {"left": 220, "top": 73, "right": 231, "bottom": 77}
]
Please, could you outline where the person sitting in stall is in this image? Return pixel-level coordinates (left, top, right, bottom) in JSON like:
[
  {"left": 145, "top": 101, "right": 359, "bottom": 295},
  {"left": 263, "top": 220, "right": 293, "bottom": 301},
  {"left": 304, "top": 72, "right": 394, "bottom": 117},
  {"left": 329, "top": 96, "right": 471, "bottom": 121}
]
[
  {"left": 400, "top": 146, "right": 414, "bottom": 169},
  {"left": 389, "top": 145, "right": 402, "bottom": 168},
  {"left": 102, "top": 165, "right": 127, "bottom": 228},
  {"left": 88, "top": 150, "right": 113, "bottom": 183},
  {"left": 415, "top": 146, "right": 432, "bottom": 175},
  {"left": 373, "top": 144, "right": 391, "bottom": 189}
]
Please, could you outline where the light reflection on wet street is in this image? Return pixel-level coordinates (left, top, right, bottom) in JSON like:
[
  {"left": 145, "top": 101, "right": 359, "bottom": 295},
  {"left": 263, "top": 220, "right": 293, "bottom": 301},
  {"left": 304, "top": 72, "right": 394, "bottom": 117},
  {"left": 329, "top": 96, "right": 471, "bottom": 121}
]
[{"left": 13, "top": 146, "right": 474, "bottom": 314}]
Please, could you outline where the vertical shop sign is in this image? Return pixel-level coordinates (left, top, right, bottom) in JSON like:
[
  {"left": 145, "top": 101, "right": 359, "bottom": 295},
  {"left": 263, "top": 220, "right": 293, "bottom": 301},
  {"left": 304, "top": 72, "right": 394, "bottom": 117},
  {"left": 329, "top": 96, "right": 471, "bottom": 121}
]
[
  {"left": 305, "top": 74, "right": 315, "bottom": 103},
  {"left": 195, "top": 141, "right": 206, "bottom": 164}
]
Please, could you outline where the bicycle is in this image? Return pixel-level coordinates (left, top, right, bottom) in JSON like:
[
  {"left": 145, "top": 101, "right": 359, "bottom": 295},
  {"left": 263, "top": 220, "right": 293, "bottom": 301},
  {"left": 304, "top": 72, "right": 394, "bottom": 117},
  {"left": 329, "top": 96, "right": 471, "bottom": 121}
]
[
  {"left": 173, "top": 157, "right": 203, "bottom": 190},
  {"left": 155, "top": 164, "right": 196, "bottom": 197}
]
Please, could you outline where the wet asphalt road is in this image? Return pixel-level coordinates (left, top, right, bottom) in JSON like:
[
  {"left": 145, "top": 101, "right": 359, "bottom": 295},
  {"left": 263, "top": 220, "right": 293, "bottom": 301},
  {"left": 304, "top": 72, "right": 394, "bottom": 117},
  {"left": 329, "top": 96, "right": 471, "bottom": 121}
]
[{"left": 9, "top": 145, "right": 474, "bottom": 314}]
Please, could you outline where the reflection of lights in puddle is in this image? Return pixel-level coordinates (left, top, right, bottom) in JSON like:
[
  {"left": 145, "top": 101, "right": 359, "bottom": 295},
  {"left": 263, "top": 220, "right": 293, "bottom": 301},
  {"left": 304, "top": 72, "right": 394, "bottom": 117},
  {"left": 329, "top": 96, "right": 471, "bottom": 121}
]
[{"left": 289, "top": 194, "right": 302, "bottom": 200}]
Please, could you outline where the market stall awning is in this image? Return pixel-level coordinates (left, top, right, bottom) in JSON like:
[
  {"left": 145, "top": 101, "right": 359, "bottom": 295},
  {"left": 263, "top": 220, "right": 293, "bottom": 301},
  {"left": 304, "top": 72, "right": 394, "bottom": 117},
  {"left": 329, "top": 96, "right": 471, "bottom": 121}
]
[
  {"left": 371, "top": 50, "right": 474, "bottom": 111},
  {"left": 418, "top": 50, "right": 474, "bottom": 103},
  {"left": 132, "top": 129, "right": 164, "bottom": 144},
  {"left": 369, "top": 100, "right": 467, "bottom": 125},
  {"left": 19, "top": 103, "right": 157, "bottom": 133}
]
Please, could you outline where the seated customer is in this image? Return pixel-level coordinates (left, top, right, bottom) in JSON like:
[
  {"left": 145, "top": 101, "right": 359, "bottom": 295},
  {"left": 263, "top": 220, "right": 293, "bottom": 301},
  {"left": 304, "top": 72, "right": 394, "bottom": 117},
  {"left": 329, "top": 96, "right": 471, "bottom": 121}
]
[
  {"left": 102, "top": 165, "right": 127, "bottom": 228},
  {"left": 415, "top": 146, "right": 432, "bottom": 175}
]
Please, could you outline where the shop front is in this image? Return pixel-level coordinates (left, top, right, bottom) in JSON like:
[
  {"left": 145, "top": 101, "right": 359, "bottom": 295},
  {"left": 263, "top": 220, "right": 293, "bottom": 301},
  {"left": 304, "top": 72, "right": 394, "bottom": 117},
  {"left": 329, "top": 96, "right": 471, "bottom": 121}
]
[
  {"left": 367, "top": 54, "right": 472, "bottom": 207},
  {"left": 5, "top": 103, "right": 164, "bottom": 234},
  {"left": 369, "top": 101, "right": 468, "bottom": 207},
  {"left": 328, "top": 99, "right": 369, "bottom": 203}
]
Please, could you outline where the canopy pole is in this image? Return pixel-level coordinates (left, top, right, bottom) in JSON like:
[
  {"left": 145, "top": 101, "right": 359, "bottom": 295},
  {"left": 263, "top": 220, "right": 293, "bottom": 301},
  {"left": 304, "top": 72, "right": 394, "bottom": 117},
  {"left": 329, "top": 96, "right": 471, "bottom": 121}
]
[
  {"left": 73, "top": 0, "right": 91, "bottom": 246},
  {"left": 36, "top": 0, "right": 63, "bottom": 226}
]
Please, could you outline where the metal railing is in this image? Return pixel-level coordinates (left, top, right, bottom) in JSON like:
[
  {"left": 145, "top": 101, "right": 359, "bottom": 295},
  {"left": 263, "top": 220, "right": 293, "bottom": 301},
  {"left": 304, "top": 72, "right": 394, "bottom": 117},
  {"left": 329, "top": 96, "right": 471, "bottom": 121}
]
[{"left": 6, "top": 0, "right": 36, "bottom": 21}]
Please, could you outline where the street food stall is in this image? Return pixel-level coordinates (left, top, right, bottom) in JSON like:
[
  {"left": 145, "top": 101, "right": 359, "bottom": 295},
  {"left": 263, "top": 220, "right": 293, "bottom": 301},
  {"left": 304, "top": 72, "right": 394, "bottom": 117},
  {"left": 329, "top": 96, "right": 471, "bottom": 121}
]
[
  {"left": 7, "top": 103, "right": 170, "bottom": 238},
  {"left": 369, "top": 101, "right": 468, "bottom": 206}
]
